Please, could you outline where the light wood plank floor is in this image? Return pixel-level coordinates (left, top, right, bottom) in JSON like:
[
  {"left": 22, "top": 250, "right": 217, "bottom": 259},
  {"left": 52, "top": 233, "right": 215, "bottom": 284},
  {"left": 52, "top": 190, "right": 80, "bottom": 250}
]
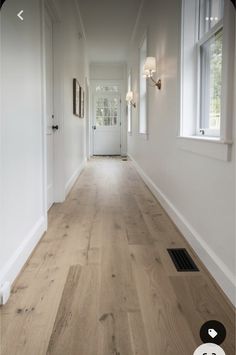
[{"left": 0, "top": 157, "right": 235, "bottom": 355}]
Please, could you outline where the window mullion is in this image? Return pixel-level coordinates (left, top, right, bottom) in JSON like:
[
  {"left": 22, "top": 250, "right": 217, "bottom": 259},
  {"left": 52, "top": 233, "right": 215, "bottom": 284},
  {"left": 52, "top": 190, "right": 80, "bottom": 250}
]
[{"left": 198, "top": 19, "right": 223, "bottom": 46}]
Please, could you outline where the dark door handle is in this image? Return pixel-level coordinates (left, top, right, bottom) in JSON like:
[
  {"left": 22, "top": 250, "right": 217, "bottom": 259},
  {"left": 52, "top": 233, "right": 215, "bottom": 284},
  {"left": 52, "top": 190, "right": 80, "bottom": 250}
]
[
  {"left": 92, "top": 125, "right": 96, "bottom": 130},
  {"left": 52, "top": 125, "right": 59, "bottom": 131}
]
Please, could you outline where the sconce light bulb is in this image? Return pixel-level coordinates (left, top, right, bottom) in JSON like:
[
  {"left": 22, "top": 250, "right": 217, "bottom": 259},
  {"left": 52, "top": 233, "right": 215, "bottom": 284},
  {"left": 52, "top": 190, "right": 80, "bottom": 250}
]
[{"left": 126, "top": 91, "right": 134, "bottom": 102}]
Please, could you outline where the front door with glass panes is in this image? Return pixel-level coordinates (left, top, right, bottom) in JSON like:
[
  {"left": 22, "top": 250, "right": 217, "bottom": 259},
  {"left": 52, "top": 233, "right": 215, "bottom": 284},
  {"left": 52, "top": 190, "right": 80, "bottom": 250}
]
[{"left": 93, "top": 93, "right": 121, "bottom": 155}]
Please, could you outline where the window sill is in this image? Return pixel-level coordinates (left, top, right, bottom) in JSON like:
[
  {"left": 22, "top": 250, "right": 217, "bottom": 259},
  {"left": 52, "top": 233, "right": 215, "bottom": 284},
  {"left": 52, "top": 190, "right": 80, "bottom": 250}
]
[{"left": 177, "top": 136, "right": 233, "bottom": 161}]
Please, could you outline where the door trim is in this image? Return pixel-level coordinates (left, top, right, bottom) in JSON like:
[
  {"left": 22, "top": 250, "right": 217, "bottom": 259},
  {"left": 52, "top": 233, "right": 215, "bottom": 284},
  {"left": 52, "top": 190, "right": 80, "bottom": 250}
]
[
  {"left": 45, "top": 8, "right": 54, "bottom": 210},
  {"left": 85, "top": 77, "right": 90, "bottom": 159},
  {"left": 42, "top": 0, "right": 65, "bottom": 223}
]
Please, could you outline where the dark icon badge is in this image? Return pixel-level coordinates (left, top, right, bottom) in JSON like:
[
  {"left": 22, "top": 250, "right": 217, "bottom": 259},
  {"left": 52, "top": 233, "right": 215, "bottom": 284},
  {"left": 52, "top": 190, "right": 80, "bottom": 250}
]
[{"left": 200, "top": 320, "right": 226, "bottom": 345}]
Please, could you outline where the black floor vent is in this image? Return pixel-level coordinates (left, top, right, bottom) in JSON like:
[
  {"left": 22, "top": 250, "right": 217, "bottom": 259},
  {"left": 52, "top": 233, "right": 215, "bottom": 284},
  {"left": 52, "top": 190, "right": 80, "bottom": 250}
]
[{"left": 167, "top": 248, "right": 199, "bottom": 272}]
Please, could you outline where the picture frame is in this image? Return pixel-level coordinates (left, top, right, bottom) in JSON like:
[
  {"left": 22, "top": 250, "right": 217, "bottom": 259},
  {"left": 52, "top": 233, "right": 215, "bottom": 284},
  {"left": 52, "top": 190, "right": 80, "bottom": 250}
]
[
  {"left": 73, "top": 79, "right": 80, "bottom": 117},
  {"left": 80, "top": 88, "right": 85, "bottom": 118}
]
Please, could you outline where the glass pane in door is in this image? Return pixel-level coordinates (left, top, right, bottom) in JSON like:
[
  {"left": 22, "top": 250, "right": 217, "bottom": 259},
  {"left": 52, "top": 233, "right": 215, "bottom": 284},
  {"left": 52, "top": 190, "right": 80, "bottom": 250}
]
[{"left": 96, "top": 97, "right": 118, "bottom": 126}]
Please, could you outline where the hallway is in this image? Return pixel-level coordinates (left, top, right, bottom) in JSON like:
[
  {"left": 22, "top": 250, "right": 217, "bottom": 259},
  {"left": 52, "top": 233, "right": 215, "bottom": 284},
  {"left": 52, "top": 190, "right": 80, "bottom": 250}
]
[{"left": 1, "top": 158, "right": 235, "bottom": 355}]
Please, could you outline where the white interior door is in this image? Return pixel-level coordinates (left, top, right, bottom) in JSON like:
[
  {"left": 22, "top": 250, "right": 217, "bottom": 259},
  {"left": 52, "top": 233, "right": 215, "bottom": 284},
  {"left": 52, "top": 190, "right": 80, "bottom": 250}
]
[
  {"left": 93, "top": 93, "right": 121, "bottom": 155},
  {"left": 45, "top": 11, "right": 55, "bottom": 210}
]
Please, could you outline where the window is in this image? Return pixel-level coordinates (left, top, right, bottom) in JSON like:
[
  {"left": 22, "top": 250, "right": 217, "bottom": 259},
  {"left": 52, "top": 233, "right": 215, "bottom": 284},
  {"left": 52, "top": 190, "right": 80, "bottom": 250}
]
[
  {"left": 95, "top": 85, "right": 119, "bottom": 93},
  {"left": 139, "top": 34, "right": 147, "bottom": 135},
  {"left": 200, "top": 28, "right": 223, "bottom": 136},
  {"left": 127, "top": 71, "right": 132, "bottom": 134},
  {"left": 181, "top": 0, "right": 235, "bottom": 143},
  {"left": 198, "top": 0, "right": 224, "bottom": 137},
  {"left": 199, "top": 0, "right": 224, "bottom": 38}
]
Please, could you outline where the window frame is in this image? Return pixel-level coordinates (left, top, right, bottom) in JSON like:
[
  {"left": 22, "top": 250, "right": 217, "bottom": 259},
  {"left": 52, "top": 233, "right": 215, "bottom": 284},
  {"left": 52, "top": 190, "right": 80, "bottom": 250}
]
[
  {"left": 196, "top": 13, "right": 224, "bottom": 138},
  {"left": 180, "top": 0, "right": 234, "bottom": 161},
  {"left": 138, "top": 31, "right": 148, "bottom": 137}
]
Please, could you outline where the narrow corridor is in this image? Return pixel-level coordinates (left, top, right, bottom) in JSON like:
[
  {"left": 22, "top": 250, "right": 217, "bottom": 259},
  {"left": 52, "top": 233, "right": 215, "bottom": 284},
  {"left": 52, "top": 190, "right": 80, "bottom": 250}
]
[{"left": 0, "top": 158, "right": 234, "bottom": 355}]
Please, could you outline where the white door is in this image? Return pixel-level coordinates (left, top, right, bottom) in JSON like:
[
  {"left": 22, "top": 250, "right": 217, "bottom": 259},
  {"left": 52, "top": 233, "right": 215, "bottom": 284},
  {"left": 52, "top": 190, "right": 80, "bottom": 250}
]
[
  {"left": 45, "top": 11, "right": 55, "bottom": 210},
  {"left": 93, "top": 94, "right": 121, "bottom": 155}
]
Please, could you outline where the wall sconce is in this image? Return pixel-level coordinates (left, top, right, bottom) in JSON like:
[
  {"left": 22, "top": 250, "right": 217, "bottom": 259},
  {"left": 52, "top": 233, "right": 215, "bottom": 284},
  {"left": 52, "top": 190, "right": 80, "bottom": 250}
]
[
  {"left": 143, "top": 57, "right": 162, "bottom": 90},
  {"left": 126, "top": 91, "right": 136, "bottom": 108}
]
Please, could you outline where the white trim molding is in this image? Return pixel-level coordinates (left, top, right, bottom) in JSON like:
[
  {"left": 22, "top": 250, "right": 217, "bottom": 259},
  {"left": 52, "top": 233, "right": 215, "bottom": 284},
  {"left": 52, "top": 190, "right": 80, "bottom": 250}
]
[
  {"left": 177, "top": 136, "right": 233, "bottom": 161},
  {"left": 65, "top": 158, "right": 87, "bottom": 197},
  {"left": 0, "top": 217, "right": 47, "bottom": 291},
  {"left": 129, "top": 154, "right": 236, "bottom": 306}
]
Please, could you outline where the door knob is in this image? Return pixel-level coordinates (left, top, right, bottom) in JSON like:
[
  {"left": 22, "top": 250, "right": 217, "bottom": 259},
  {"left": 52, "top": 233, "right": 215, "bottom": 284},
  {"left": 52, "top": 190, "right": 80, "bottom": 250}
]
[
  {"left": 52, "top": 125, "right": 59, "bottom": 130},
  {"left": 92, "top": 125, "right": 96, "bottom": 130}
]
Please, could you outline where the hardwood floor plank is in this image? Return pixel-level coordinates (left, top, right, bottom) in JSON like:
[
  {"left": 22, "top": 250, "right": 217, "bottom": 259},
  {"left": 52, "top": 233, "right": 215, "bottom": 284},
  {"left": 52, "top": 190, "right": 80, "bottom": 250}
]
[
  {"left": 88, "top": 247, "right": 101, "bottom": 264},
  {"left": 100, "top": 206, "right": 140, "bottom": 313},
  {"left": 47, "top": 264, "right": 99, "bottom": 355},
  {"left": 134, "top": 192, "right": 181, "bottom": 247},
  {"left": 121, "top": 193, "right": 154, "bottom": 245},
  {"left": 129, "top": 244, "right": 197, "bottom": 355},
  {"left": 47, "top": 265, "right": 82, "bottom": 354},
  {"left": 128, "top": 311, "right": 149, "bottom": 355},
  {"left": 98, "top": 205, "right": 141, "bottom": 355}
]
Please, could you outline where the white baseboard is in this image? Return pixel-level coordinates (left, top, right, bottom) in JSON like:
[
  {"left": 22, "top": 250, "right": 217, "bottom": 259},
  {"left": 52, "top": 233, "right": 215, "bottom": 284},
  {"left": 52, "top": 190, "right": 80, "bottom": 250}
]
[
  {"left": 65, "top": 158, "right": 87, "bottom": 197},
  {"left": 0, "top": 216, "right": 46, "bottom": 290},
  {"left": 0, "top": 159, "right": 86, "bottom": 298},
  {"left": 128, "top": 154, "right": 236, "bottom": 306}
]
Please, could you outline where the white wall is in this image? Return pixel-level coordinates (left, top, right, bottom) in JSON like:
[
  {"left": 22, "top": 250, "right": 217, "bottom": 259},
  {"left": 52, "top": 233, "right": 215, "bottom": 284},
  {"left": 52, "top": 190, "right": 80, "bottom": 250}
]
[
  {"left": 90, "top": 63, "right": 126, "bottom": 81},
  {"left": 0, "top": 0, "right": 88, "bottom": 295},
  {"left": 59, "top": 0, "right": 88, "bottom": 194},
  {"left": 127, "top": 0, "right": 236, "bottom": 304},
  {"left": 89, "top": 63, "right": 127, "bottom": 156},
  {"left": 0, "top": 0, "right": 46, "bottom": 290}
]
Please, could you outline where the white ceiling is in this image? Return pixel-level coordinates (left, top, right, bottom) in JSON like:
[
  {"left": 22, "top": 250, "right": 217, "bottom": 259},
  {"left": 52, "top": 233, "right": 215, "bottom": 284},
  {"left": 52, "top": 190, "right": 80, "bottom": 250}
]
[{"left": 77, "top": 0, "right": 142, "bottom": 63}]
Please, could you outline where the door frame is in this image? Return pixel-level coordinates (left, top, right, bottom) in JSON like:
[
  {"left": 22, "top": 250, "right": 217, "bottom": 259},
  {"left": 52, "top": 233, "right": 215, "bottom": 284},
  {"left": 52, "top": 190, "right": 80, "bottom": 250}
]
[
  {"left": 41, "top": 0, "right": 65, "bottom": 224},
  {"left": 89, "top": 79, "right": 126, "bottom": 157},
  {"left": 92, "top": 91, "right": 121, "bottom": 156},
  {"left": 85, "top": 77, "right": 90, "bottom": 160},
  {"left": 44, "top": 7, "right": 54, "bottom": 210}
]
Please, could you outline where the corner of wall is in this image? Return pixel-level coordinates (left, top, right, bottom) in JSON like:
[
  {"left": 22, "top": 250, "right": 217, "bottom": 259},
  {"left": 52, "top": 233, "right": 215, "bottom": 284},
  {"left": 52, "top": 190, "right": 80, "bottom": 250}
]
[{"left": 65, "top": 158, "right": 87, "bottom": 197}]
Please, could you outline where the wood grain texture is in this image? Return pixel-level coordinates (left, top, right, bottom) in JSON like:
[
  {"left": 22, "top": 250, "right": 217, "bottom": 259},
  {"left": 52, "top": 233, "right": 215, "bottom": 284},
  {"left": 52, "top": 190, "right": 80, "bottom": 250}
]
[
  {"left": 46, "top": 265, "right": 82, "bottom": 355},
  {"left": 47, "top": 264, "right": 99, "bottom": 355},
  {"left": 0, "top": 157, "right": 235, "bottom": 355}
]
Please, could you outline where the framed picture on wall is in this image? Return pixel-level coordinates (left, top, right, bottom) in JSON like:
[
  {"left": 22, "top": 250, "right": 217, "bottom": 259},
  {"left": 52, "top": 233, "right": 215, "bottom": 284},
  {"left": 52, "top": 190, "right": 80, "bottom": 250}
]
[
  {"left": 73, "top": 79, "right": 80, "bottom": 117},
  {"left": 80, "top": 88, "right": 85, "bottom": 118}
]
